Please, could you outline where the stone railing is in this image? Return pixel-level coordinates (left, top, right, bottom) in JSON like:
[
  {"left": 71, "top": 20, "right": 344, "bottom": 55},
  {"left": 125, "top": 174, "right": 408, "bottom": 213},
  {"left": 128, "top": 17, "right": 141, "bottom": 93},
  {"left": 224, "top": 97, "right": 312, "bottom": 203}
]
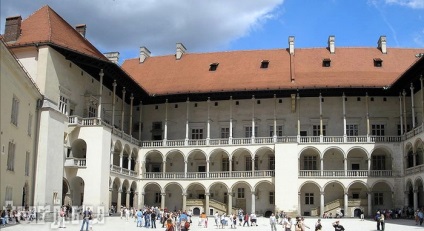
[
  {"left": 299, "top": 170, "right": 393, "bottom": 178},
  {"left": 64, "top": 158, "right": 86, "bottom": 168},
  {"left": 405, "top": 165, "right": 424, "bottom": 176},
  {"left": 142, "top": 170, "right": 274, "bottom": 179},
  {"left": 110, "top": 165, "right": 138, "bottom": 177}
]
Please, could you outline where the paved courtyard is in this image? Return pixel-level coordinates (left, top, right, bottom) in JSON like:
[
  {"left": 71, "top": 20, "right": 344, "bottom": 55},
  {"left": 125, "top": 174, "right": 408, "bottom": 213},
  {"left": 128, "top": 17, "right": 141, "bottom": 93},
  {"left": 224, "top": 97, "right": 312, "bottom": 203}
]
[{"left": 1, "top": 216, "right": 422, "bottom": 230}]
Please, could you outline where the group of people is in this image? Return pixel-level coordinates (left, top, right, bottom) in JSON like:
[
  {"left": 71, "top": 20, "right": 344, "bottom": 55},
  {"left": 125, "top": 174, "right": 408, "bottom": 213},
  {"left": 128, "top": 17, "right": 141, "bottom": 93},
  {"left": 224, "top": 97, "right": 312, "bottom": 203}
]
[{"left": 0, "top": 208, "right": 37, "bottom": 226}]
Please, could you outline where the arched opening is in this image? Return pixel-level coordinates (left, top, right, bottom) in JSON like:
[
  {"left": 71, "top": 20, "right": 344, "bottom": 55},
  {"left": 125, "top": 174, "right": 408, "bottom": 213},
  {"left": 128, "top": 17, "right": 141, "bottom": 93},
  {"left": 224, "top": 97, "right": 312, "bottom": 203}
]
[
  {"left": 144, "top": 183, "right": 162, "bottom": 208},
  {"left": 300, "top": 182, "right": 321, "bottom": 216},
  {"left": 62, "top": 179, "right": 71, "bottom": 206},
  {"left": 164, "top": 183, "right": 183, "bottom": 212},
  {"left": 71, "top": 139, "right": 87, "bottom": 158},
  {"left": 70, "top": 177, "right": 85, "bottom": 206},
  {"left": 254, "top": 181, "right": 274, "bottom": 216},
  {"left": 193, "top": 207, "right": 200, "bottom": 215}
]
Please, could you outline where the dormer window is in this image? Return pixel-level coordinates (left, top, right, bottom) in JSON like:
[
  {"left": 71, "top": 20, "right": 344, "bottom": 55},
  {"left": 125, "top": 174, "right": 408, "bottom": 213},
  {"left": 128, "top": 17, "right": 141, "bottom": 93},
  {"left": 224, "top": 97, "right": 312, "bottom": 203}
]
[
  {"left": 260, "top": 60, "right": 269, "bottom": 68},
  {"left": 209, "top": 63, "right": 219, "bottom": 71},
  {"left": 374, "top": 58, "right": 383, "bottom": 67},
  {"left": 322, "top": 58, "right": 331, "bottom": 67}
]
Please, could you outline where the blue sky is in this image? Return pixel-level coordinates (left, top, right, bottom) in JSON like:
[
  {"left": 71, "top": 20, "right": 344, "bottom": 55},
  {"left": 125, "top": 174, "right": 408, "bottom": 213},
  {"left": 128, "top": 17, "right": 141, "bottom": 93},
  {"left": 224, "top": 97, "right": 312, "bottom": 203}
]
[{"left": 1, "top": 0, "right": 423, "bottom": 63}]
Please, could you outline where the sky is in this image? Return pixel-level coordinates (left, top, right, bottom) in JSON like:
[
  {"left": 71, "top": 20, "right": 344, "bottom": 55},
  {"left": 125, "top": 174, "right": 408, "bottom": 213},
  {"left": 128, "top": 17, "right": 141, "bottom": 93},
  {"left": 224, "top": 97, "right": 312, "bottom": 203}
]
[{"left": 1, "top": 0, "right": 423, "bottom": 63}]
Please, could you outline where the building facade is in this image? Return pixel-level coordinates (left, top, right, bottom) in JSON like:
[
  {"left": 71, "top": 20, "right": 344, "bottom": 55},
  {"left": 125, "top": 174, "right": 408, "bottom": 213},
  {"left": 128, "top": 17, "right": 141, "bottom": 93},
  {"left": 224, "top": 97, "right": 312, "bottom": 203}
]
[
  {"left": 0, "top": 39, "right": 42, "bottom": 209},
  {"left": 2, "top": 5, "right": 424, "bottom": 218}
]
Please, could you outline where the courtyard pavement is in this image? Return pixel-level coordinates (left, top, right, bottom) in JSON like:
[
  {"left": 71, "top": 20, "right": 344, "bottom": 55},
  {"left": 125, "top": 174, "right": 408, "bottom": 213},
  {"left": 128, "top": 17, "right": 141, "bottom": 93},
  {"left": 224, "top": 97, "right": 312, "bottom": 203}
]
[{"left": 1, "top": 216, "right": 423, "bottom": 230}]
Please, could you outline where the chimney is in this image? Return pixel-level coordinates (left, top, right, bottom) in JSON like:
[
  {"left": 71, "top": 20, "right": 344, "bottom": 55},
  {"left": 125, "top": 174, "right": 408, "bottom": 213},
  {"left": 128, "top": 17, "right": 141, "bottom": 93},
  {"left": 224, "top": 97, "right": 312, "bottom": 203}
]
[
  {"left": 104, "top": 52, "right": 120, "bottom": 64},
  {"left": 288, "top": 36, "right": 295, "bottom": 55},
  {"left": 75, "top": 24, "right": 87, "bottom": 37},
  {"left": 139, "top": 46, "right": 151, "bottom": 63},
  {"left": 328, "top": 35, "right": 335, "bottom": 54},
  {"left": 378, "top": 35, "right": 387, "bottom": 54},
  {"left": 4, "top": 15, "right": 22, "bottom": 42},
  {"left": 176, "top": 43, "right": 186, "bottom": 60}
]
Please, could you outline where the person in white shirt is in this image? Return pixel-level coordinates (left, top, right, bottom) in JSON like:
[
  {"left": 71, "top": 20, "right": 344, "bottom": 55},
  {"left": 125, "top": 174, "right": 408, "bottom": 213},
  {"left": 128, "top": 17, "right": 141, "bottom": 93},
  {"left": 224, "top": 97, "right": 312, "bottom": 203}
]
[{"left": 270, "top": 213, "right": 277, "bottom": 231}]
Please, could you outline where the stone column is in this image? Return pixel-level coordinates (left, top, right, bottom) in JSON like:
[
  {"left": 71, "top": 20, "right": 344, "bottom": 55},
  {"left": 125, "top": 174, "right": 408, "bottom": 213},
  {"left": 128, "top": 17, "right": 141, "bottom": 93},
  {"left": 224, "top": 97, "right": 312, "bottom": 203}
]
[
  {"left": 126, "top": 191, "right": 130, "bottom": 208},
  {"left": 163, "top": 161, "right": 166, "bottom": 174},
  {"left": 129, "top": 93, "right": 134, "bottom": 134},
  {"left": 251, "top": 158, "right": 255, "bottom": 176},
  {"left": 121, "top": 87, "right": 126, "bottom": 131},
  {"left": 403, "top": 90, "right": 407, "bottom": 133},
  {"left": 164, "top": 99, "right": 168, "bottom": 145},
  {"left": 319, "top": 93, "right": 323, "bottom": 142},
  {"left": 251, "top": 95, "right": 255, "bottom": 143},
  {"left": 138, "top": 101, "right": 142, "bottom": 140},
  {"left": 297, "top": 94, "right": 301, "bottom": 142},
  {"left": 117, "top": 189, "right": 122, "bottom": 211},
  {"left": 365, "top": 93, "right": 370, "bottom": 142},
  {"left": 119, "top": 151, "right": 123, "bottom": 173},
  {"left": 317, "top": 191, "right": 324, "bottom": 217},
  {"left": 367, "top": 192, "right": 372, "bottom": 217},
  {"left": 229, "top": 96, "right": 233, "bottom": 144},
  {"left": 185, "top": 98, "right": 190, "bottom": 145},
  {"left": 128, "top": 156, "right": 132, "bottom": 170},
  {"left": 205, "top": 193, "right": 210, "bottom": 215},
  {"left": 184, "top": 161, "right": 188, "bottom": 178},
  {"left": 251, "top": 192, "right": 256, "bottom": 214},
  {"left": 229, "top": 159, "right": 232, "bottom": 176},
  {"left": 110, "top": 148, "right": 114, "bottom": 167},
  {"left": 206, "top": 98, "right": 211, "bottom": 145},
  {"left": 273, "top": 94, "right": 277, "bottom": 143},
  {"left": 411, "top": 83, "right": 416, "bottom": 128},
  {"left": 344, "top": 192, "right": 348, "bottom": 217},
  {"left": 320, "top": 158, "right": 324, "bottom": 177},
  {"left": 414, "top": 153, "right": 417, "bottom": 167},
  {"left": 400, "top": 94, "right": 404, "bottom": 134},
  {"left": 109, "top": 187, "right": 113, "bottom": 208},
  {"left": 414, "top": 189, "right": 418, "bottom": 210},
  {"left": 97, "top": 69, "right": 104, "bottom": 120},
  {"left": 133, "top": 192, "right": 138, "bottom": 209},
  {"left": 183, "top": 193, "right": 187, "bottom": 211},
  {"left": 140, "top": 192, "right": 145, "bottom": 208},
  {"left": 206, "top": 160, "right": 210, "bottom": 178},
  {"left": 228, "top": 193, "right": 232, "bottom": 215},
  {"left": 367, "top": 158, "right": 371, "bottom": 176},
  {"left": 161, "top": 193, "right": 166, "bottom": 210},
  {"left": 342, "top": 93, "right": 347, "bottom": 142},
  {"left": 404, "top": 191, "right": 409, "bottom": 208},
  {"left": 298, "top": 192, "right": 301, "bottom": 216},
  {"left": 112, "top": 80, "right": 117, "bottom": 128}
]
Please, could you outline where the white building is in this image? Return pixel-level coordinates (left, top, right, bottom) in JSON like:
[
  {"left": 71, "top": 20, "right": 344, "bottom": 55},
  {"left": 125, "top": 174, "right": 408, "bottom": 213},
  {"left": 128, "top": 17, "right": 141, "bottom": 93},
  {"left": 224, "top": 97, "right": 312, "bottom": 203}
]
[
  {"left": 2, "top": 5, "right": 424, "bottom": 218},
  {"left": 0, "top": 38, "right": 42, "bottom": 209}
]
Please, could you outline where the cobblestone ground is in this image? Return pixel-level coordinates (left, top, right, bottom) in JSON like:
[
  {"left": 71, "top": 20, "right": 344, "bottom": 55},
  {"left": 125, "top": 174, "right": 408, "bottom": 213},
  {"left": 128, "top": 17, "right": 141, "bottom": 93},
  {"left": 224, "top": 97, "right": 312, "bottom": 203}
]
[{"left": 1, "top": 216, "right": 422, "bottom": 230}]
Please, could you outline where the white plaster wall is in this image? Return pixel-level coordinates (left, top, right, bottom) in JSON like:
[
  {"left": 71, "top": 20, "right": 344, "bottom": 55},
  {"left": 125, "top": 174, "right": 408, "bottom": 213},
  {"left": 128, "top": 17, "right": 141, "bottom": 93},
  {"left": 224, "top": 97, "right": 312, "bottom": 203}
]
[{"left": 0, "top": 42, "right": 41, "bottom": 207}]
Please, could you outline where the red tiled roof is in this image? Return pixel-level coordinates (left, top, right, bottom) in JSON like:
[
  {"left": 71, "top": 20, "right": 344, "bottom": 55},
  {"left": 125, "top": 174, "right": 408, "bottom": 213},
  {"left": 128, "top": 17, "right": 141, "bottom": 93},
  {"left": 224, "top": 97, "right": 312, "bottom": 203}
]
[
  {"left": 122, "top": 47, "right": 423, "bottom": 96},
  {"left": 7, "top": 5, "right": 107, "bottom": 61}
]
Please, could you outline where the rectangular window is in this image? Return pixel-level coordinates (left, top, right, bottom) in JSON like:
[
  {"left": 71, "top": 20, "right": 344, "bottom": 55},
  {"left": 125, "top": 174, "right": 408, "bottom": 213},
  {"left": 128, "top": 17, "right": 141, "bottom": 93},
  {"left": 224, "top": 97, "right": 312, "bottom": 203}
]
[
  {"left": 371, "top": 124, "right": 385, "bottom": 136},
  {"left": 269, "top": 156, "right": 275, "bottom": 170},
  {"left": 269, "top": 192, "right": 275, "bottom": 204},
  {"left": 312, "top": 125, "right": 326, "bottom": 136},
  {"left": 245, "top": 126, "right": 258, "bottom": 138},
  {"left": 221, "top": 127, "right": 230, "bottom": 139},
  {"left": 222, "top": 158, "right": 229, "bottom": 171},
  {"left": 269, "top": 125, "right": 283, "bottom": 137},
  {"left": 346, "top": 124, "right": 358, "bottom": 136},
  {"left": 374, "top": 192, "right": 384, "bottom": 205},
  {"left": 59, "top": 95, "right": 69, "bottom": 115},
  {"left": 237, "top": 188, "right": 245, "bottom": 199},
  {"left": 191, "top": 128, "right": 204, "bottom": 139},
  {"left": 7, "top": 142, "right": 16, "bottom": 171},
  {"left": 303, "top": 156, "right": 317, "bottom": 170},
  {"left": 11, "top": 96, "right": 19, "bottom": 126},
  {"left": 88, "top": 106, "right": 96, "bottom": 117},
  {"left": 372, "top": 155, "right": 386, "bottom": 170},
  {"left": 155, "top": 193, "right": 162, "bottom": 203},
  {"left": 305, "top": 193, "right": 314, "bottom": 205},
  {"left": 151, "top": 122, "right": 163, "bottom": 140},
  {"left": 246, "top": 156, "right": 252, "bottom": 171},
  {"left": 27, "top": 114, "right": 33, "bottom": 136},
  {"left": 25, "top": 151, "right": 30, "bottom": 176}
]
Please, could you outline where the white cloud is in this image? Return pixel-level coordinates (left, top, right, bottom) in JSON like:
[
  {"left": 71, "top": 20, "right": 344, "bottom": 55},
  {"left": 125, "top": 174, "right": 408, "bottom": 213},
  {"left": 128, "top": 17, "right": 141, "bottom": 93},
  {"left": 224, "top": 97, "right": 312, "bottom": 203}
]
[
  {"left": 384, "top": 0, "right": 424, "bottom": 9},
  {"left": 0, "top": 0, "right": 284, "bottom": 60}
]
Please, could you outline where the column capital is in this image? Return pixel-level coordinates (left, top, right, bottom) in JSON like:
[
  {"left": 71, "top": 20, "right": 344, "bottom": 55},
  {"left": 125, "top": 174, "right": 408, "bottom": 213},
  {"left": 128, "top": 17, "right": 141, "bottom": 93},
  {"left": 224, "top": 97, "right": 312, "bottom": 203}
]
[
  {"left": 205, "top": 193, "right": 210, "bottom": 196},
  {"left": 320, "top": 191, "right": 325, "bottom": 196},
  {"left": 161, "top": 193, "right": 166, "bottom": 196},
  {"left": 134, "top": 192, "right": 138, "bottom": 196},
  {"left": 109, "top": 187, "right": 113, "bottom": 192}
]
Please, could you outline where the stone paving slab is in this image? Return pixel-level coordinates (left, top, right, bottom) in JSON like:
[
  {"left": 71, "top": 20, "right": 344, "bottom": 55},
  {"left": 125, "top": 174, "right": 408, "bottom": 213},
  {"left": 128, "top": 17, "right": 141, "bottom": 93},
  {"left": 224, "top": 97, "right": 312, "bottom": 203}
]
[{"left": 0, "top": 216, "right": 422, "bottom": 230}]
